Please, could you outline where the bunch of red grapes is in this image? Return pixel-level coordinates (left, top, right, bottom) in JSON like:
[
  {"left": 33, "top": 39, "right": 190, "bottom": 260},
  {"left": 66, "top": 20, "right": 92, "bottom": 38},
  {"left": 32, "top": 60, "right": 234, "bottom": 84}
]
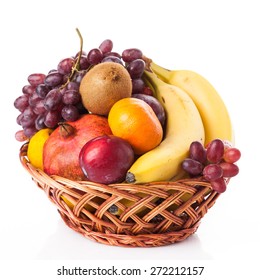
[
  {"left": 14, "top": 39, "right": 151, "bottom": 141},
  {"left": 182, "top": 139, "right": 241, "bottom": 193}
]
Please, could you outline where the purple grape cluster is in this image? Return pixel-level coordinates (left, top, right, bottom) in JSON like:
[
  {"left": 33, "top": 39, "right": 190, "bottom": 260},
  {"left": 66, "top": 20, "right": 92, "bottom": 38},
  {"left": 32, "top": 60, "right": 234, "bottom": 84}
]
[
  {"left": 14, "top": 56, "right": 89, "bottom": 139},
  {"left": 182, "top": 139, "right": 241, "bottom": 193},
  {"left": 14, "top": 39, "right": 152, "bottom": 140}
]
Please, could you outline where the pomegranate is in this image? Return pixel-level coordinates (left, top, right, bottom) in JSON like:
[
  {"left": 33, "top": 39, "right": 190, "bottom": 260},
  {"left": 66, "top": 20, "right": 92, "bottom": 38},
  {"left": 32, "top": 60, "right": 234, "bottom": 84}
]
[
  {"left": 79, "top": 135, "right": 135, "bottom": 184},
  {"left": 43, "top": 114, "right": 112, "bottom": 180}
]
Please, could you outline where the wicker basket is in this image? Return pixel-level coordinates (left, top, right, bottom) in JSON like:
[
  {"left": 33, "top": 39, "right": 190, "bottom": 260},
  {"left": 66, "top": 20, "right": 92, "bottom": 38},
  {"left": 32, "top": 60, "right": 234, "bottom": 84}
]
[{"left": 19, "top": 142, "right": 220, "bottom": 247}]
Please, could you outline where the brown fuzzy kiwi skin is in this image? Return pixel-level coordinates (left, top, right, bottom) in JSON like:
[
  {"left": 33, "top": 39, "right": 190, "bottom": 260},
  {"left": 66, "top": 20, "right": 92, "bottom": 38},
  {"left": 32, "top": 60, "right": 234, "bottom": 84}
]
[{"left": 79, "top": 62, "right": 132, "bottom": 116}]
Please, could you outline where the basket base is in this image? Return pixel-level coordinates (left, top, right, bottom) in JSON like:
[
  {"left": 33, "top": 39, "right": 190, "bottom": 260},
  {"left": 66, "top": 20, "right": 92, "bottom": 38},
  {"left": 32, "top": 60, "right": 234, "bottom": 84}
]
[{"left": 59, "top": 209, "right": 200, "bottom": 247}]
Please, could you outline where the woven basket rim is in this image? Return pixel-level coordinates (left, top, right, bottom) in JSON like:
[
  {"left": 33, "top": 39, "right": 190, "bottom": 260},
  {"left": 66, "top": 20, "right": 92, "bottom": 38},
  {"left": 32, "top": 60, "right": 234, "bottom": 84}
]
[{"left": 19, "top": 142, "right": 212, "bottom": 188}]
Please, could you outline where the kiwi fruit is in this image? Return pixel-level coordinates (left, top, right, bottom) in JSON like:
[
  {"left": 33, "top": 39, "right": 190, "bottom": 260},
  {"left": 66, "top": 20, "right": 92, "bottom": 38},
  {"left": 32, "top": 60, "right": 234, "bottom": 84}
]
[{"left": 79, "top": 62, "right": 132, "bottom": 115}]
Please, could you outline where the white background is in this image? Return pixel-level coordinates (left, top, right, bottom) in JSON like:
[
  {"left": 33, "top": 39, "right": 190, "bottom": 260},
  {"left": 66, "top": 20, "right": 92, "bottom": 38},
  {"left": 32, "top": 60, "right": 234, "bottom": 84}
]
[{"left": 1, "top": 0, "right": 259, "bottom": 279}]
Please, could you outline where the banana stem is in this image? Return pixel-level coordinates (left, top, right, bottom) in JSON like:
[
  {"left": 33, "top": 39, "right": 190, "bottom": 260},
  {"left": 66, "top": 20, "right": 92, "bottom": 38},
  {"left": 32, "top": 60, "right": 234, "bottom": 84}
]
[{"left": 150, "top": 62, "right": 171, "bottom": 82}]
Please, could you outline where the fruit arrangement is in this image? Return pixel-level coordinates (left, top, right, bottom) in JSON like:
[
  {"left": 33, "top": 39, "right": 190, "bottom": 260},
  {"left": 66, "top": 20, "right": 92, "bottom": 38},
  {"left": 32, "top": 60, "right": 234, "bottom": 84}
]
[{"left": 16, "top": 29, "right": 241, "bottom": 247}]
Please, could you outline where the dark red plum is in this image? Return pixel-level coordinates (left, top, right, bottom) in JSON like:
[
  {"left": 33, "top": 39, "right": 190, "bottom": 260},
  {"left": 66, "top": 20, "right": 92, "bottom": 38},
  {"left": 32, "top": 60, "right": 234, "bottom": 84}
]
[{"left": 132, "top": 93, "right": 166, "bottom": 127}]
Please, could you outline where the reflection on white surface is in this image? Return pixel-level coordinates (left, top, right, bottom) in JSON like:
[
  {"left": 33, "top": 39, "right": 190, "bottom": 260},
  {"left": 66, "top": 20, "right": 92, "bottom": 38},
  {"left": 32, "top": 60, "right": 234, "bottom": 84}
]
[{"left": 35, "top": 220, "right": 212, "bottom": 260}]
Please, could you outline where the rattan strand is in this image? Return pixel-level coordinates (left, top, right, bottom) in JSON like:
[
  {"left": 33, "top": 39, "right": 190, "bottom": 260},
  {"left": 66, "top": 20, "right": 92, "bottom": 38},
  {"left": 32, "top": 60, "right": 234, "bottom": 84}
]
[{"left": 19, "top": 143, "right": 220, "bottom": 247}]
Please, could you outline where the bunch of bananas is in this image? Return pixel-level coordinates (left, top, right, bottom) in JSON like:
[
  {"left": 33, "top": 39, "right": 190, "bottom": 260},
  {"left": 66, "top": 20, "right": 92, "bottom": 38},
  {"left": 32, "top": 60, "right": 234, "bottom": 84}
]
[{"left": 125, "top": 62, "right": 233, "bottom": 184}]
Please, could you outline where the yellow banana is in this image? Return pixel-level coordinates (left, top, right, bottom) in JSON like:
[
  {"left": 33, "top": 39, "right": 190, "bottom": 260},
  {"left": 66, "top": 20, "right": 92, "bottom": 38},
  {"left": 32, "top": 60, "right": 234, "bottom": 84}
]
[
  {"left": 125, "top": 71, "right": 205, "bottom": 184},
  {"left": 150, "top": 62, "right": 234, "bottom": 145}
]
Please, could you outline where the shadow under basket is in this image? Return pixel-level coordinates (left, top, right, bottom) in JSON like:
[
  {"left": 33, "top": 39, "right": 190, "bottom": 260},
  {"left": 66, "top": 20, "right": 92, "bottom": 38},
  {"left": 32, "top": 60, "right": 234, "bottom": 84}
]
[{"left": 19, "top": 143, "right": 220, "bottom": 247}]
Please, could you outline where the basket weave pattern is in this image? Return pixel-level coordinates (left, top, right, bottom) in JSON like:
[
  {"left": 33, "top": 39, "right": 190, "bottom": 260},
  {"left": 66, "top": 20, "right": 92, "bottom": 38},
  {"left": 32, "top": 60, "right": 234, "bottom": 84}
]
[{"left": 20, "top": 143, "right": 220, "bottom": 247}]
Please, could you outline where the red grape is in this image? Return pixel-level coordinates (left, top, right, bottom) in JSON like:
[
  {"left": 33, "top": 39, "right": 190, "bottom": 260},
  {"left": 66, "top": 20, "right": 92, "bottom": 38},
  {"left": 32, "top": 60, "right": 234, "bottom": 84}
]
[
  {"left": 44, "top": 110, "right": 60, "bottom": 128},
  {"left": 44, "top": 71, "right": 64, "bottom": 87},
  {"left": 16, "top": 113, "right": 24, "bottom": 125},
  {"left": 203, "top": 164, "right": 223, "bottom": 181},
  {"left": 23, "top": 126, "right": 38, "bottom": 138},
  {"left": 33, "top": 99, "right": 46, "bottom": 115},
  {"left": 103, "top": 51, "right": 121, "bottom": 59},
  {"left": 211, "top": 177, "right": 227, "bottom": 193},
  {"left": 132, "top": 78, "right": 145, "bottom": 94},
  {"left": 57, "top": 58, "right": 75, "bottom": 75},
  {"left": 15, "top": 130, "right": 28, "bottom": 142},
  {"left": 36, "top": 84, "right": 50, "bottom": 98},
  {"left": 29, "top": 92, "right": 43, "bottom": 107},
  {"left": 102, "top": 56, "right": 123, "bottom": 65},
  {"left": 44, "top": 89, "right": 62, "bottom": 111},
  {"left": 87, "top": 48, "right": 103, "bottom": 65},
  {"left": 62, "top": 90, "right": 81, "bottom": 105},
  {"left": 14, "top": 95, "right": 29, "bottom": 112},
  {"left": 67, "top": 81, "right": 79, "bottom": 91},
  {"left": 72, "top": 70, "right": 87, "bottom": 84},
  {"left": 223, "top": 147, "right": 241, "bottom": 163},
  {"left": 206, "top": 139, "right": 224, "bottom": 163},
  {"left": 122, "top": 48, "right": 143, "bottom": 62},
  {"left": 61, "top": 105, "right": 79, "bottom": 121},
  {"left": 127, "top": 59, "right": 145, "bottom": 79},
  {"left": 74, "top": 50, "right": 87, "bottom": 58},
  {"left": 21, "top": 107, "right": 37, "bottom": 127},
  {"left": 79, "top": 55, "right": 90, "bottom": 70},
  {"left": 182, "top": 158, "right": 203, "bottom": 176},
  {"left": 219, "top": 162, "right": 239, "bottom": 177},
  {"left": 99, "top": 39, "right": 113, "bottom": 54},
  {"left": 57, "top": 57, "right": 75, "bottom": 75},
  {"left": 28, "top": 73, "right": 46, "bottom": 87},
  {"left": 35, "top": 114, "right": 46, "bottom": 130},
  {"left": 189, "top": 141, "right": 207, "bottom": 164},
  {"left": 22, "top": 85, "right": 36, "bottom": 95}
]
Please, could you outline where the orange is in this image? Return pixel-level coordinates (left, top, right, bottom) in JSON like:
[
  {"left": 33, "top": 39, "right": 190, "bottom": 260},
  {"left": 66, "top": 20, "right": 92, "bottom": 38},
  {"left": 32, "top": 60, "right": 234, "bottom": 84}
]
[{"left": 108, "top": 98, "right": 163, "bottom": 155}]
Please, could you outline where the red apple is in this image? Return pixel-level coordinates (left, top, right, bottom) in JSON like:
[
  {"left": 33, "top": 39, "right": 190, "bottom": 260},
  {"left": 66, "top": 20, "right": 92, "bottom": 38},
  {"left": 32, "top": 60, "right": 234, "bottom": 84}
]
[{"left": 79, "top": 135, "right": 135, "bottom": 184}]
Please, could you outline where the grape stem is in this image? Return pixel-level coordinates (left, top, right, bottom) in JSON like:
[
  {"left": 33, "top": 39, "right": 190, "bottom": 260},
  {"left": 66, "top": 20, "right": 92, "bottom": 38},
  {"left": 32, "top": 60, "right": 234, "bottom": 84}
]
[
  {"left": 60, "top": 28, "right": 84, "bottom": 89},
  {"left": 74, "top": 28, "right": 83, "bottom": 71}
]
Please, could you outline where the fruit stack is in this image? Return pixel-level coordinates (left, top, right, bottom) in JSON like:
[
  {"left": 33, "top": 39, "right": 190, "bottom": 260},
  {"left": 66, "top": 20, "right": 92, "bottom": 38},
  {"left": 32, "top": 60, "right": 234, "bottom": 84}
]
[{"left": 16, "top": 29, "right": 241, "bottom": 247}]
